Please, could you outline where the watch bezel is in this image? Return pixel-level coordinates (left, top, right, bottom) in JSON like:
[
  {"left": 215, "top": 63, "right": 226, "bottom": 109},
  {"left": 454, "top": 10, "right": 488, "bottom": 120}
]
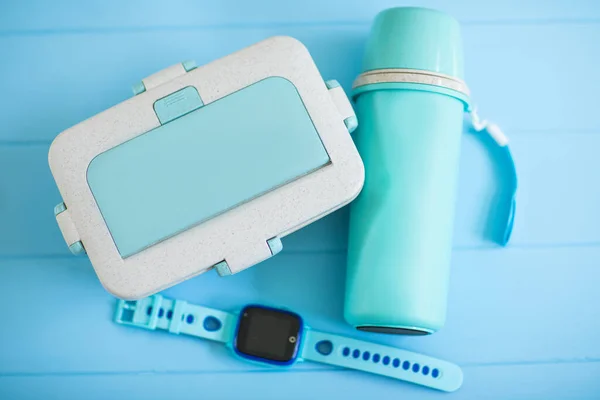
[{"left": 233, "top": 304, "right": 304, "bottom": 366}]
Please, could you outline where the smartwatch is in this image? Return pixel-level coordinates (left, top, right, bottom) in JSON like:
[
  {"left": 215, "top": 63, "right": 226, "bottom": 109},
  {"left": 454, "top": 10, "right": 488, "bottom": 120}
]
[{"left": 114, "top": 295, "right": 463, "bottom": 392}]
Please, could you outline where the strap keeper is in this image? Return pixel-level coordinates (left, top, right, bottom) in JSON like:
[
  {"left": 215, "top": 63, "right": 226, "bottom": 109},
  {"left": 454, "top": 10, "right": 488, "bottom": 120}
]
[
  {"left": 168, "top": 299, "right": 188, "bottom": 334},
  {"left": 145, "top": 295, "right": 163, "bottom": 330}
]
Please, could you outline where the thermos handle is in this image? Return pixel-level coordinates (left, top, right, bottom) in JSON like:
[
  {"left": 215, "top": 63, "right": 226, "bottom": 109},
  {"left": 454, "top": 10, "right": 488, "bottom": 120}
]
[
  {"left": 469, "top": 109, "right": 517, "bottom": 246},
  {"left": 352, "top": 69, "right": 517, "bottom": 246}
]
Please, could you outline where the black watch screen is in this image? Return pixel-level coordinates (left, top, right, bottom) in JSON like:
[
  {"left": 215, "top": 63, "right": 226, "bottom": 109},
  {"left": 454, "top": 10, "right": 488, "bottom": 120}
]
[{"left": 234, "top": 305, "right": 303, "bottom": 365}]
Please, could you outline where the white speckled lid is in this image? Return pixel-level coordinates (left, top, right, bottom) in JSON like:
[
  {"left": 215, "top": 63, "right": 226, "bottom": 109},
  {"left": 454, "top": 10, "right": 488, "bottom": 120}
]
[{"left": 49, "top": 36, "right": 364, "bottom": 299}]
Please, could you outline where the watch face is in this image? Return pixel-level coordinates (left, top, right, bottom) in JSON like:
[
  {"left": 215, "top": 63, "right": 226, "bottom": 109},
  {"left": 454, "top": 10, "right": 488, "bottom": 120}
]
[{"left": 234, "top": 305, "right": 303, "bottom": 365}]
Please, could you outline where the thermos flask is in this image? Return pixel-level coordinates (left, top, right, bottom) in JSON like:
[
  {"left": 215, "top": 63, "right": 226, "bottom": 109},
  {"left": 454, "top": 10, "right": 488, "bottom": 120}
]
[{"left": 344, "top": 7, "right": 472, "bottom": 334}]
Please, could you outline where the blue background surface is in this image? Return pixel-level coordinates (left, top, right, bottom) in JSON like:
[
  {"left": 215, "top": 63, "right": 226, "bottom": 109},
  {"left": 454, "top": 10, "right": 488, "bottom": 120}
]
[{"left": 0, "top": 0, "right": 599, "bottom": 398}]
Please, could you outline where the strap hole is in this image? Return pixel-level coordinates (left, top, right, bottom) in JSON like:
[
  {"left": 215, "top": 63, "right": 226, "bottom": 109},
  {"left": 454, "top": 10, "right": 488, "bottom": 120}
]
[
  {"left": 158, "top": 308, "right": 164, "bottom": 318},
  {"left": 342, "top": 347, "right": 350, "bottom": 357},
  {"left": 146, "top": 306, "right": 152, "bottom": 316},
  {"left": 372, "top": 354, "right": 380, "bottom": 363},
  {"left": 362, "top": 351, "right": 370, "bottom": 361},
  {"left": 402, "top": 361, "right": 411, "bottom": 370},
  {"left": 382, "top": 356, "right": 390, "bottom": 365},
  {"left": 120, "top": 309, "right": 134, "bottom": 323},
  {"left": 352, "top": 349, "right": 360, "bottom": 359},
  {"left": 203, "top": 316, "right": 222, "bottom": 332},
  {"left": 412, "top": 363, "right": 420, "bottom": 373},
  {"left": 315, "top": 340, "right": 333, "bottom": 356},
  {"left": 432, "top": 368, "right": 440, "bottom": 378},
  {"left": 166, "top": 310, "right": 173, "bottom": 320},
  {"left": 422, "top": 366, "right": 430, "bottom": 375},
  {"left": 186, "top": 315, "right": 195, "bottom": 324},
  {"left": 392, "top": 358, "right": 400, "bottom": 368}
]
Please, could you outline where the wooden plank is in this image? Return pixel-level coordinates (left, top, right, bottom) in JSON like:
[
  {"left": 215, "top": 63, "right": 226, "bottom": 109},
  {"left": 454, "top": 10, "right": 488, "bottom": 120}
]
[
  {"left": 2, "top": 129, "right": 600, "bottom": 256},
  {"left": 0, "top": 145, "right": 66, "bottom": 256},
  {"left": 1, "top": 247, "right": 598, "bottom": 374},
  {"left": 1, "top": 0, "right": 598, "bottom": 33},
  {"left": 0, "top": 23, "right": 598, "bottom": 142},
  {"left": 1, "top": 362, "right": 599, "bottom": 400},
  {"left": 463, "top": 23, "right": 600, "bottom": 134}
]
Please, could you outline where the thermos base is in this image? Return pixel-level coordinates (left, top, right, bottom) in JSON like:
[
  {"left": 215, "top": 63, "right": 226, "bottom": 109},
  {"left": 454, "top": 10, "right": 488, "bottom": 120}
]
[{"left": 357, "top": 325, "right": 433, "bottom": 335}]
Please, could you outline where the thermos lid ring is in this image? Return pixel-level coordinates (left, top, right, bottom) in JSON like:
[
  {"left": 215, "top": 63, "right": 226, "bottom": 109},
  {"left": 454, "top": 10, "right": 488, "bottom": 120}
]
[
  {"left": 353, "top": 68, "right": 470, "bottom": 97},
  {"left": 352, "top": 68, "right": 472, "bottom": 111}
]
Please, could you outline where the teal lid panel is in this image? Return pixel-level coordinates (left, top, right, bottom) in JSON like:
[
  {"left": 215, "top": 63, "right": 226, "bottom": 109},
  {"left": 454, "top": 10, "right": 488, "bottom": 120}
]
[{"left": 87, "top": 77, "right": 330, "bottom": 258}]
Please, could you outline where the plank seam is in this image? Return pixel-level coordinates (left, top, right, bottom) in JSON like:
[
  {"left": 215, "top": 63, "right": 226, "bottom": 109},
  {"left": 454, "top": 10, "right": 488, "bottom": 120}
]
[
  {"left": 1, "top": 18, "right": 600, "bottom": 37},
  {"left": 3, "top": 241, "right": 600, "bottom": 261},
  {"left": 2, "top": 358, "right": 600, "bottom": 377}
]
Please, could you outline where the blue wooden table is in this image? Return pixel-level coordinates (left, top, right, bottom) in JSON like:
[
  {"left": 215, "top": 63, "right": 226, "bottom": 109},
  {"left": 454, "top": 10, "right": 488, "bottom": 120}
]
[{"left": 1, "top": 1, "right": 599, "bottom": 398}]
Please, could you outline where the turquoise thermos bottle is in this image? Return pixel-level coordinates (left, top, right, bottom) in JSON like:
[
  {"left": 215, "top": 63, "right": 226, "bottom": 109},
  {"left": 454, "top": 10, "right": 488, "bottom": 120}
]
[{"left": 345, "top": 8, "right": 472, "bottom": 334}]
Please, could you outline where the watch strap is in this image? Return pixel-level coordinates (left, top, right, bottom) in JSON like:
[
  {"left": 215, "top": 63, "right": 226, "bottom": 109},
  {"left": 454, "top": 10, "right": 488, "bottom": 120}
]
[
  {"left": 301, "top": 329, "right": 463, "bottom": 392},
  {"left": 114, "top": 294, "right": 236, "bottom": 343}
]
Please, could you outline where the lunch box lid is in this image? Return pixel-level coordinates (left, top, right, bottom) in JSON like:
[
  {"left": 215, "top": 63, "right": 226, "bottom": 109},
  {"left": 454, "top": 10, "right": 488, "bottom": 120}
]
[{"left": 49, "top": 36, "right": 364, "bottom": 299}]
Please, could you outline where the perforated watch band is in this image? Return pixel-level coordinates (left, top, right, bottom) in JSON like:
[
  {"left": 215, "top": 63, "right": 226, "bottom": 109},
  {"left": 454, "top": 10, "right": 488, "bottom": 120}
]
[
  {"left": 115, "top": 296, "right": 462, "bottom": 392},
  {"left": 301, "top": 329, "right": 463, "bottom": 392},
  {"left": 114, "top": 294, "right": 236, "bottom": 343}
]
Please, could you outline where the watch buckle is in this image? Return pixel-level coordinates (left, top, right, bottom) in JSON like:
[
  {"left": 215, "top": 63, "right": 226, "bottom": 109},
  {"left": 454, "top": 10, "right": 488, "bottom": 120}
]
[{"left": 114, "top": 294, "right": 164, "bottom": 330}]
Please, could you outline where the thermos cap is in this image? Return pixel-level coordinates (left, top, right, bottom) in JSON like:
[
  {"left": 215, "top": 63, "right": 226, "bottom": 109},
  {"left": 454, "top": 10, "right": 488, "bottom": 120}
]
[{"left": 362, "top": 7, "right": 464, "bottom": 80}]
